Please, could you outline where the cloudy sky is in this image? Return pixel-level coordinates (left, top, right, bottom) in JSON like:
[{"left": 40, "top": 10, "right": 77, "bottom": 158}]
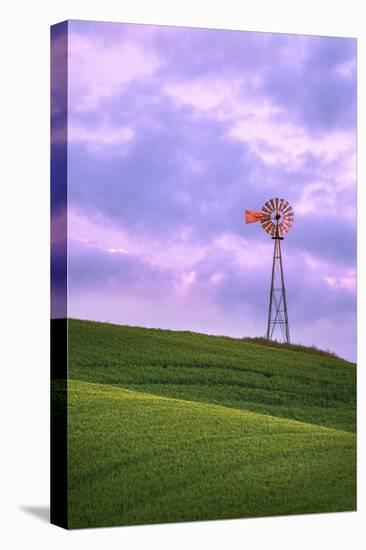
[{"left": 52, "top": 20, "right": 356, "bottom": 360}]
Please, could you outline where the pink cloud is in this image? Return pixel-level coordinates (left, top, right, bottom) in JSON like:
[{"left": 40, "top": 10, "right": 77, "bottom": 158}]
[
  {"left": 323, "top": 271, "right": 356, "bottom": 292},
  {"left": 332, "top": 58, "right": 356, "bottom": 79},
  {"left": 163, "top": 73, "right": 356, "bottom": 196},
  {"left": 68, "top": 31, "right": 161, "bottom": 112},
  {"left": 68, "top": 208, "right": 208, "bottom": 270},
  {"left": 68, "top": 123, "right": 134, "bottom": 152}
]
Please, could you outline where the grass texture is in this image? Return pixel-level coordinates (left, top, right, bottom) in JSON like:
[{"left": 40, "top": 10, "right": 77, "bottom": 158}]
[{"left": 64, "top": 319, "right": 356, "bottom": 528}]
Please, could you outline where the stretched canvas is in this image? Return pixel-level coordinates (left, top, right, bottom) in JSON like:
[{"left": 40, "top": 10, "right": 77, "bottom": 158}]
[{"left": 51, "top": 19, "right": 357, "bottom": 529}]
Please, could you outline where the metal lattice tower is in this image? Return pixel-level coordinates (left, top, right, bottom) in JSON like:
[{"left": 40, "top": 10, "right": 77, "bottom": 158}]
[
  {"left": 245, "top": 198, "right": 294, "bottom": 344},
  {"left": 267, "top": 226, "right": 290, "bottom": 342}
]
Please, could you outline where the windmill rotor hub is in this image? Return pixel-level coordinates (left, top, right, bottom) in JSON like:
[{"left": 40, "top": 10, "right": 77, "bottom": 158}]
[{"left": 260, "top": 198, "right": 294, "bottom": 238}]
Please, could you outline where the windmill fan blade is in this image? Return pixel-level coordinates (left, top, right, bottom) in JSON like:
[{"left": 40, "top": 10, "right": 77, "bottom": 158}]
[
  {"left": 281, "top": 220, "right": 292, "bottom": 233},
  {"left": 265, "top": 200, "right": 274, "bottom": 212},
  {"left": 275, "top": 197, "right": 279, "bottom": 209},
  {"left": 278, "top": 198, "right": 285, "bottom": 211},
  {"left": 262, "top": 218, "right": 272, "bottom": 229},
  {"left": 261, "top": 205, "right": 272, "bottom": 215},
  {"left": 265, "top": 223, "right": 272, "bottom": 235},
  {"left": 281, "top": 200, "right": 289, "bottom": 211},
  {"left": 279, "top": 225, "right": 286, "bottom": 236},
  {"left": 262, "top": 221, "right": 273, "bottom": 233},
  {"left": 282, "top": 205, "right": 293, "bottom": 215},
  {"left": 270, "top": 198, "right": 276, "bottom": 211},
  {"left": 282, "top": 211, "right": 293, "bottom": 220}
]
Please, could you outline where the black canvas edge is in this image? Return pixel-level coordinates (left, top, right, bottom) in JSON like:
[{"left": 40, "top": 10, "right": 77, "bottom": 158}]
[{"left": 50, "top": 20, "right": 68, "bottom": 529}]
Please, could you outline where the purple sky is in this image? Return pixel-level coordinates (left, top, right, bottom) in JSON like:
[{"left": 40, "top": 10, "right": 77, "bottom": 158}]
[{"left": 53, "top": 20, "right": 357, "bottom": 361}]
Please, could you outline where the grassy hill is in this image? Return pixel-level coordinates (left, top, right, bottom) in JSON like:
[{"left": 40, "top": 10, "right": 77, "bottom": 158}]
[{"left": 64, "top": 319, "right": 356, "bottom": 528}]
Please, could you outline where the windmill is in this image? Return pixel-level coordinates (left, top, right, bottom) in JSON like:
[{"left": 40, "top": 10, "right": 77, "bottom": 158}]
[{"left": 245, "top": 198, "right": 294, "bottom": 343}]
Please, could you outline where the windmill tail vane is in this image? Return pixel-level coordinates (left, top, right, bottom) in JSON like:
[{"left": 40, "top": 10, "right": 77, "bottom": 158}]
[
  {"left": 244, "top": 198, "right": 294, "bottom": 344},
  {"left": 245, "top": 210, "right": 263, "bottom": 224}
]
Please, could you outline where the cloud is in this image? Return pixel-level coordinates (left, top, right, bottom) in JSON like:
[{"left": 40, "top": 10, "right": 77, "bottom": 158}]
[
  {"left": 333, "top": 58, "right": 356, "bottom": 79},
  {"left": 164, "top": 77, "right": 250, "bottom": 112},
  {"left": 68, "top": 25, "right": 161, "bottom": 112},
  {"left": 68, "top": 123, "right": 134, "bottom": 153},
  {"left": 261, "top": 35, "right": 356, "bottom": 131},
  {"left": 229, "top": 120, "right": 354, "bottom": 171},
  {"left": 323, "top": 271, "right": 356, "bottom": 292},
  {"left": 163, "top": 72, "right": 355, "bottom": 173}
]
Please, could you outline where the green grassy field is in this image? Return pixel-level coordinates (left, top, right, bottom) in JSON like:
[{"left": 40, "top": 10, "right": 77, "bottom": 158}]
[{"left": 64, "top": 319, "right": 356, "bottom": 528}]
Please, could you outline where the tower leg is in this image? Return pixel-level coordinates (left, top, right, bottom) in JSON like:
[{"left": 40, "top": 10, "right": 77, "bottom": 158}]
[{"left": 266, "top": 237, "right": 290, "bottom": 343}]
